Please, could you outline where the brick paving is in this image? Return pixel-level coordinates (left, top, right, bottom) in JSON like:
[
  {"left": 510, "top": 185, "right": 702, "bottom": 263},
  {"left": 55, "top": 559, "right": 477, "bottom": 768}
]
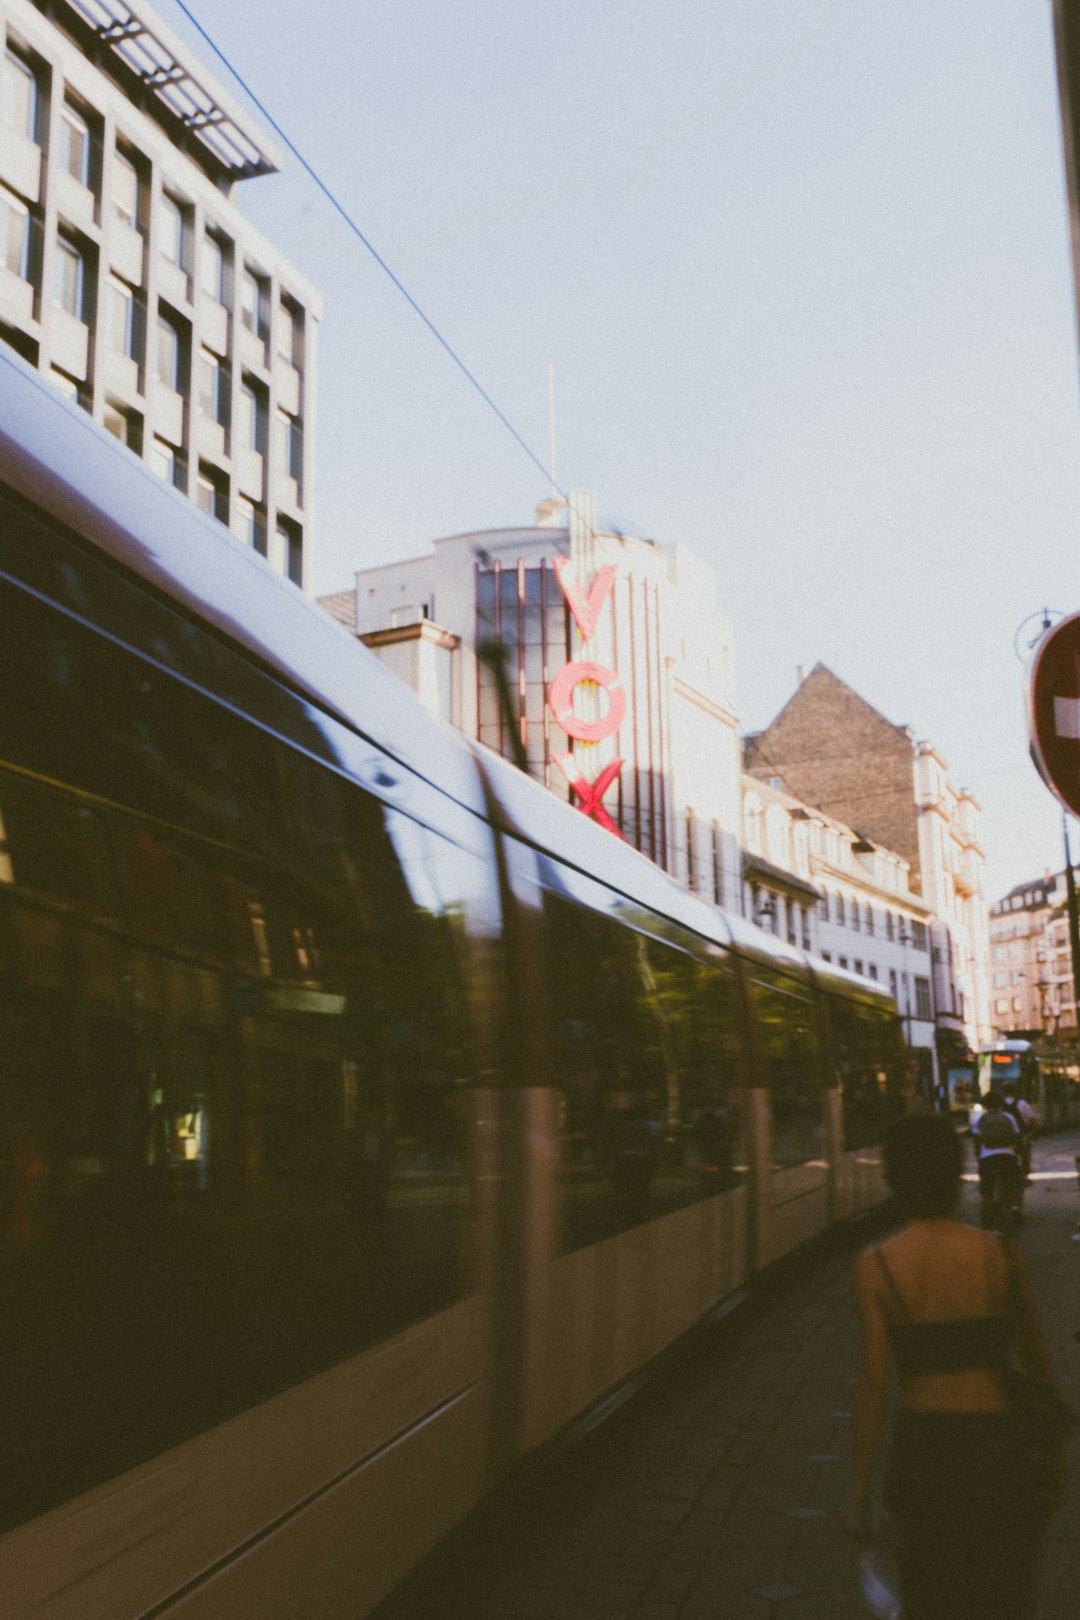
[{"left": 371, "top": 1129, "right": 1080, "bottom": 1619}]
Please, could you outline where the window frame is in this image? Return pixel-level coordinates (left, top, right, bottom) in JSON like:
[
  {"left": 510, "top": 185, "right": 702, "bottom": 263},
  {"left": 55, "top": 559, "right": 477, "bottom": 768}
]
[
  {"left": 111, "top": 149, "right": 139, "bottom": 228},
  {"left": 53, "top": 234, "right": 85, "bottom": 321},
  {"left": 2, "top": 48, "right": 38, "bottom": 142},
  {"left": 0, "top": 183, "right": 30, "bottom": 280},
  {"left": 157, "top": 312, "right": 182, "bottom": 392}
]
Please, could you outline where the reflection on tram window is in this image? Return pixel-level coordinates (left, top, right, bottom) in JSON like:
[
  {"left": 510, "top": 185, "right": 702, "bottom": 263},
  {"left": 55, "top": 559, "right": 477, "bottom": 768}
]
[
  {"left": 831, "top": 998, "right": 905, "bottom": 1152},
  {"left": 540, "top": 888, "right": 750, "bottom": 1252},
  {"left": 750, "top": 969, "right": 825, "bottom": 1171},
  {"left": 0, "top": 583, "right": 497, "bottom": 1534}
]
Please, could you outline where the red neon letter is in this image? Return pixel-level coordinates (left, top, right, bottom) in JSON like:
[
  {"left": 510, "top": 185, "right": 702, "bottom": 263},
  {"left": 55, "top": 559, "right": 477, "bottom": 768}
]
[
  {"left": 548, "top": 660, "right": 626, "bottom": 742},
  {"left": 552, "top": 556, "right": 616, "bottom": 641},
  {"left": 553, "top": 754, "right": 624, "bottom": 837}
]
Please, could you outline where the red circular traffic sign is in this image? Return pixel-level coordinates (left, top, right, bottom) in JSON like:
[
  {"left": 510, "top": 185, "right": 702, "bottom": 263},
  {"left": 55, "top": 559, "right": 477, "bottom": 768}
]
[{"left": 1029, "top": 611, "right": 1080, "bottom": 816}]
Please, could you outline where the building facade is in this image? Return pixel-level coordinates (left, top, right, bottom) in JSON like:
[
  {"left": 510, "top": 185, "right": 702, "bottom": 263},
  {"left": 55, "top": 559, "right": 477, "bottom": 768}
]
[
  {"left": 744, "top": 663, "right": 993, "bottom": 1061},
  {"left": 741, "top": 771, "right": 936, "bottom": 1083},
  {"left": 0, "top": 0, "right": 320, "bottom": 585},
  {"left": 989, "top": 873, "right": 1078, "bottom": 1040},
  {"left": 321, "top": 493, "right": 744, "bottom": 902}
]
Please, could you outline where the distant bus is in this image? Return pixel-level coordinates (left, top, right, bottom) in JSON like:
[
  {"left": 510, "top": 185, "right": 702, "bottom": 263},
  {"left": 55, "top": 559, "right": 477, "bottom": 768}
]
[{"left": 974, "top": 1038, "right": 1080, "bottom": 1132}]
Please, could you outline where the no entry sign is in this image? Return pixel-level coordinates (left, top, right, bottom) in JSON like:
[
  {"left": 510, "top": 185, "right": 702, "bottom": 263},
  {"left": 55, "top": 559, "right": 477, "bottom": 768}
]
[{"left": 1029, "top": 611, "right": 1080, "bottom": 816}]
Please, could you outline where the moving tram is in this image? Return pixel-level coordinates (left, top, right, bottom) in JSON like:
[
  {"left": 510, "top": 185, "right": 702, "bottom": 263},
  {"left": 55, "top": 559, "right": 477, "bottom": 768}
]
[
  {"left": 0, "top": 351, "right": 906, "bottom": 1619},
  {"left": 975, "top": 1038, "right": 1080, "bottom": 1132}
]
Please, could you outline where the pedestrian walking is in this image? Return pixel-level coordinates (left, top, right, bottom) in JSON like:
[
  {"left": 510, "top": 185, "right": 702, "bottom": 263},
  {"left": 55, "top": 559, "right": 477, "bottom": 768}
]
[{"left": 843, "top": 1112, "right": 1067, "bottom": 1620}]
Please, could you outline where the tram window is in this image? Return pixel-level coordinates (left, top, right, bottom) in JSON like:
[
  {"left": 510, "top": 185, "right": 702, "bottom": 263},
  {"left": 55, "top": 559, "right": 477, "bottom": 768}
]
[
  {"left": 538, "top": 878, "right": 748, "bottom": 1252},
  {"left": 829, "top": 995, "right": 904, "bottom": 1151},
  {"left": 0, "top": 580, "right": 496, "bottom": 1533},
  {"left": 749, "top": 967, "right": 825, "bottom": 1171}
]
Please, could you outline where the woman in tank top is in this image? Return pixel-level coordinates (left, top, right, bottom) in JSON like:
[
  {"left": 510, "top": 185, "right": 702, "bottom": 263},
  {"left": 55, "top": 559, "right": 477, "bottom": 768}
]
[{"left": 843, "top": 1111, "right": 1066, "bottom": 1620}]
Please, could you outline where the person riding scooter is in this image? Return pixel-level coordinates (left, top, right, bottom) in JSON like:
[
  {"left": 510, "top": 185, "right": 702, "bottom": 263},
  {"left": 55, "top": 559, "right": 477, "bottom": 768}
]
[
  {"left": 1001, "top": 1080, "right": 1037, "bottom": 1186},
  {"left": 970, "top": 1088, "right": 1022, "bottom": 1228}
]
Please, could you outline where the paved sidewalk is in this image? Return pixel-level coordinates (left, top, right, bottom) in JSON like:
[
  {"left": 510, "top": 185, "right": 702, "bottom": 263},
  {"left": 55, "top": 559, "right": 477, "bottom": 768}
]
[{"left": 372, "top": 1130, "right": 1080, "bottom": 1620}]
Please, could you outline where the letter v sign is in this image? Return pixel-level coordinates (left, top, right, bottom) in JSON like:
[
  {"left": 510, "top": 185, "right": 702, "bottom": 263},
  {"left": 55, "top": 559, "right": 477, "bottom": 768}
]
[{"left": 552, "top": 556, "right": 616, "bottom": 641}]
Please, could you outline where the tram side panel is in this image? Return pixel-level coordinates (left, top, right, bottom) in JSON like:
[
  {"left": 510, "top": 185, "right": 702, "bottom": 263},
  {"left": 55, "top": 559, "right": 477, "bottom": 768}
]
[
  {"left": 0, "top": 502, "right": 505, "bottom": 1619},
  {"left": 744, "top": 959, "right": 831, "bottom": 1266},
  {"left": 827, "top": 994, "right": 908, "bottom": 1222},
  {"left": 496, "top": 842, "right": 754, "bottom": 1453}
]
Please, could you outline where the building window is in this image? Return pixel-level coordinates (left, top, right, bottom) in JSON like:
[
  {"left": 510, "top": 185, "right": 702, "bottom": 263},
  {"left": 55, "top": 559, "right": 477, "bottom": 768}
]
[
  {"left": 160, "top": 192, "right": 188, "bottom": 269},
  {"left": 54, "top": 236, "right": 85, "bottom": 320},
  {"left": 196, "top": 464, "right": 228, "bottom": 523},
  {"left": 277, "top": 516, "right": 303, "bottom": 585},
  {"left": 277, "top": 408, "right": 302, "bottom": 481},
  {"left": 239, "top": 378, "right": 266, "bottom": 451},
  {"left": 234, "top": 495, "right": 265, "bottom": 553},
  {"left": 865, "top": 904, "right": 874, "bottom": 936},
  {"left": 198, "top": 347, "right": 227, "bottom": 424},
  {"left": 868, "top": 964, "right": 878, "bottom": 980},
  {"left": 822, "top": 951, "right": 831, "bottom": 963},
  {"left": 885, "top": 910, "right": 895, "bottom": 941},
  {"left": 2, "top": 49, "right": 38, "bottom": 141},
  {"left": 201, "top": 232, "right": 226, "bottom": 303},
  {"left": 157, "top": 313, "right": 183, "bottom": 391},
  {"left": 685, "top": 808, "right": 697, "bottom": 891},
  {"left": 820, "top": 890, "right": 829, "bottom": 922},
  {"left": 915, "top": 977, "right": 932, "bottom": 1020},
  {"left": 107, "top": 276, "right": 137, "bottom": 358},
  {"left": 276, "top": 294, "right": 303, "bottom": 366},
  {"left": 744, "top": 800, "right": 762, "bottom": 856},
  {"left": 148, "top": 437, "right": 179, "bottom": 485},
  {"left": 801, "top": 909, "right": 811, "bottom": 949},
  {"left": 854, "top": 959, "right": 864, "bottom": 976},
  {"left": 838, "top": 956, "right": 849, "bottom": 970},
  {"left": 103, "top": 400, "right": 140, "bottom": 450},
  {"left": 851, "top": 901, "right": 861, "bottom": 933},
  {"left": 240, "top": 266, "right": 265, "bottom": 336},
  {"left": 49, "top": 368, "right": 79, "bottom": 401},
  {"left": 0, "top": 185, "right": 29, "bottom": 280},
  {"left": 111, "top": 150, "right": 139, "bottom": 228},
  {"left": 912, "top": 920, "right": 927, "bottom": 951},
  {"left": 59, "top": 101, "right": 91, "bottom": 186},
  {"left": 889, "top": 968, "right": 898, "bottom": 1000},
  {"left": 836, "top": 893, "right": 845, "bottom": 927},
  {"left": 711, "top": 821, "right": 724, "bottom": 907}
]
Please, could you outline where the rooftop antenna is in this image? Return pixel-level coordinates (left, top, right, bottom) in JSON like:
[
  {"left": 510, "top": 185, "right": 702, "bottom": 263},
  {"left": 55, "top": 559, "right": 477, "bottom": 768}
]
[{"left": 547, "top": 361, "right": 558, "bottom": 497}]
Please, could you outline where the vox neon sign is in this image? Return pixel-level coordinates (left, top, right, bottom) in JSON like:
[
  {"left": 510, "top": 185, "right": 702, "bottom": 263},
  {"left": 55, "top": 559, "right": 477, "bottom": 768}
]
[{"left": 548, "top": 556, "right": 624, "bottom": 837}]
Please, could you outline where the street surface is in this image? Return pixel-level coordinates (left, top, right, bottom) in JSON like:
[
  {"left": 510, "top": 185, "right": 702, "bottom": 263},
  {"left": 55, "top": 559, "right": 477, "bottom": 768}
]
[{"left": 371, "top": 1128, "right": 1080, "bottom": 1619}]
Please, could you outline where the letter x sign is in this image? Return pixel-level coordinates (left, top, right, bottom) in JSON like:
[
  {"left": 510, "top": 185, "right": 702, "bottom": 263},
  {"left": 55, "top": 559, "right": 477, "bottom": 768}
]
[{"left": 1029, "top": 611, "right": 1080, "bottom": 817}]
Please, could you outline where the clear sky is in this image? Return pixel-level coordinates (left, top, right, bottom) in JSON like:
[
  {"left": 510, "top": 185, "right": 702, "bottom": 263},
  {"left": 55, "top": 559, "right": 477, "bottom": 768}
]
[{"left": 164, "top": 0, "right": 1080, "bottom": 903}]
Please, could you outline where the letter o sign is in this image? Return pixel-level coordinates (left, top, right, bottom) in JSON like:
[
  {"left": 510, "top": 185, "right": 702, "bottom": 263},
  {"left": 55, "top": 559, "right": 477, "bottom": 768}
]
[{"left": 548, "top": 660, "right": 626, "bottom": 742}]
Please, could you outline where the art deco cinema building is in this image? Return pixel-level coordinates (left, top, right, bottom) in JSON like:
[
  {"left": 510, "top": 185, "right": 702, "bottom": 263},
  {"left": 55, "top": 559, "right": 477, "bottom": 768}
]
[{"left": 0, "top": 0, "right": 321, "bottom": 587}]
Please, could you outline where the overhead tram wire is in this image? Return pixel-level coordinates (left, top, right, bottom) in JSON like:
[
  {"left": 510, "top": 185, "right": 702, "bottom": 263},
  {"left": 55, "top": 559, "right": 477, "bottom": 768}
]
[{"left": 171, "top": 0, "right": 569, "bottom": 506}]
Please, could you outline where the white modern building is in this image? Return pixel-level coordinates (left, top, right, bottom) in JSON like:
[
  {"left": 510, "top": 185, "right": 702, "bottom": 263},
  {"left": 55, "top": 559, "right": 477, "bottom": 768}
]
[
  {"left": 0, "top": 0, "right": 321, "bottom": 586},
  {"left": 320, "top": 492, "right": 744, "bottom": 900}
]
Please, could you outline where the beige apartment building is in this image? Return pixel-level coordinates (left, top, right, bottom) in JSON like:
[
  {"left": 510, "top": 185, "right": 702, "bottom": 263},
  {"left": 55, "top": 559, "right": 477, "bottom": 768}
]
[
  {"left": 0, "top": 0, "right": 320, "bottom": 586},
  {"left": 741, "top": 771, "right": 937, "bottom": 1088},
  {"left": 989, "top": 874, "right": 1077, "bottom": 1040},
  {"left": 745, "top": 663, "right": 993, "bottom": 1062}
]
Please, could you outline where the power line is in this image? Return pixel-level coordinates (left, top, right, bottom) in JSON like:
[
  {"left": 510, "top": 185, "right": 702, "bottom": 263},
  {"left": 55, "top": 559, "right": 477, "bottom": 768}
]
[{"left": 171, "top": 0, "right": 568, "bottom": 503}]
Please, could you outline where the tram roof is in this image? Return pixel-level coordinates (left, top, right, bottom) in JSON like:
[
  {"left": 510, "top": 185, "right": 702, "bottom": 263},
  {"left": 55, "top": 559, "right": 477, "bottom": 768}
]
[{"left": 0, "top": 349, "right": 487, "bottom": 819}]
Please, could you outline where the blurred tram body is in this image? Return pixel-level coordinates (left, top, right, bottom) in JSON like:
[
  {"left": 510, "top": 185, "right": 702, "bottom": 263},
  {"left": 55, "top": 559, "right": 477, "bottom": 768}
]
[
  {"left": 975, "top": 1038, "right": 1080, "bottom": 1132},
  {"left": 0, "top": 351, "right": 907, "bottom": 1619}
]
